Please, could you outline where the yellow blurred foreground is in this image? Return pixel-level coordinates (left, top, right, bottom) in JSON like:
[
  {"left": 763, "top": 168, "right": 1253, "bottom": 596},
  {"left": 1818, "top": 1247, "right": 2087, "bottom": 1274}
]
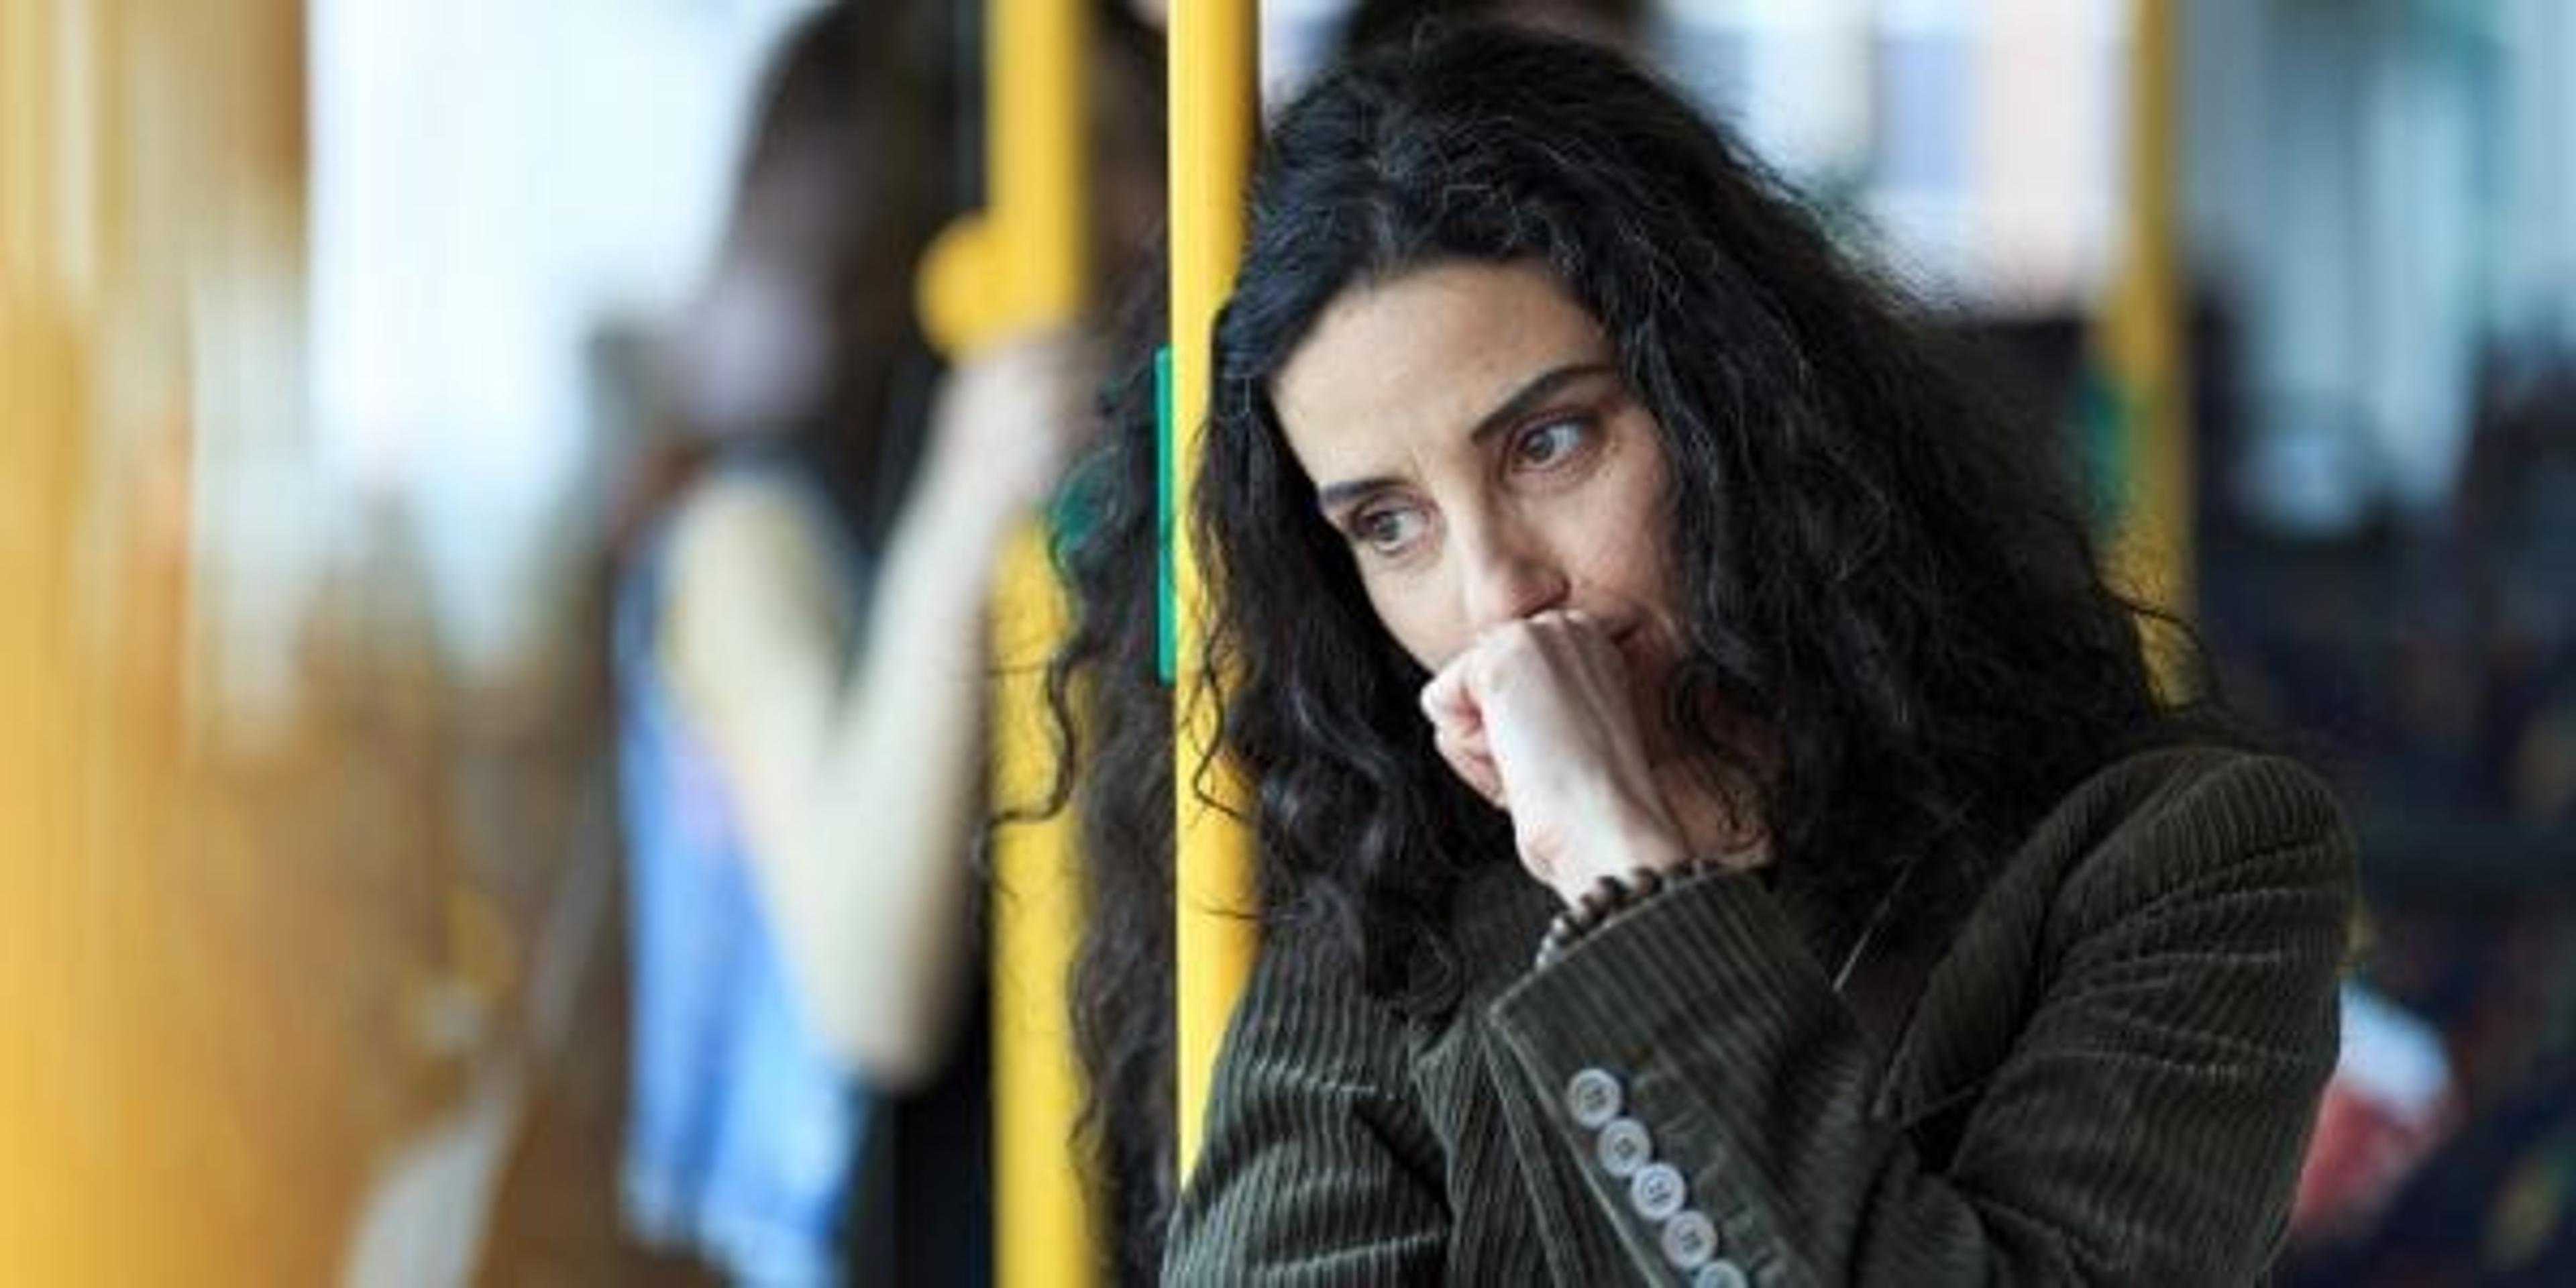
[{"left": 6, "top": 3, "right": 613, "bottom": 1281}]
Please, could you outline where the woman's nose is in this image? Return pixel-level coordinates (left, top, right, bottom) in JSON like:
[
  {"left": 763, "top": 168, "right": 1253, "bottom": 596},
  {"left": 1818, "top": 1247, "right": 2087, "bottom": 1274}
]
[{"left": 1458, "top": 520, "right": 1569, "bottom": 633}]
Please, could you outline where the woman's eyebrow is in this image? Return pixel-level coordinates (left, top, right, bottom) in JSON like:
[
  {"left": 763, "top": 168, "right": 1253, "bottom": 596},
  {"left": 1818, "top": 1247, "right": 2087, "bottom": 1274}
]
[
  {"left": 1314, "top": 476, "right": 1393, "bottom": 517},
  {"left": 1311, "top": 361, "right": 1619, "bottom": 515},
  {"left": 1464, "top": 361, "right": 1619, "bottom": 448}
]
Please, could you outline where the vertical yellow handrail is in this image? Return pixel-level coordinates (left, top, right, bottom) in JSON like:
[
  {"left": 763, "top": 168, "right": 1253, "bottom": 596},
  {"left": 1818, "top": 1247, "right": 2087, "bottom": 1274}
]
[
  {"left": 1167, "top": 0, "right": 1260, "bottom": 1179},
  {"left": 914, "top": 0, "right": 1095, "bottom": 1282},
  {"left": 2100, "top": 0, "right": 2192, "bottom": 683}
]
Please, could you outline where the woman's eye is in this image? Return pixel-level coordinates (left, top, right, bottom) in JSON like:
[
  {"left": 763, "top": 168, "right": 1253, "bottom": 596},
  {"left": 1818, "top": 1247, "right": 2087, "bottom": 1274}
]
[
  {"left": 1514, "top": 417, "right": 1589, "bottom": 468},
  {"left": 1351, "top": 505, "right": 1425, "bottom": 555}
]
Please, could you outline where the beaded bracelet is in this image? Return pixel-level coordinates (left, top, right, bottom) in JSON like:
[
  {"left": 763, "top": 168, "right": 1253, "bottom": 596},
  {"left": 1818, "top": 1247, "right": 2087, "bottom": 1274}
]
[{"left": 1533, "top": 859, "right": 1729, "bottom": 969}]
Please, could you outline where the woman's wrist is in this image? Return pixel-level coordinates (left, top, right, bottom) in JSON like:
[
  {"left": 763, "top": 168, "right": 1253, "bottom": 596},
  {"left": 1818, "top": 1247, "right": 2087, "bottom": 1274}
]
[
  {"left": 1543, "top": 810, "right": 1690, "bottom": 906},
  {"left": 1534, "top": 858, "right": 1729, "bottom": 969}
]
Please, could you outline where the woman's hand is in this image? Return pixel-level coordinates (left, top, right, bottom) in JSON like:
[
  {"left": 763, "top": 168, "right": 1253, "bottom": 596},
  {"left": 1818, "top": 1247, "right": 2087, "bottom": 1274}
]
[
  {"left": 916, "top": 327, "right": 1092, "bottom": 548},
  {"left": 1419, "top": 610, "right": 1691, "bottom": 904}
]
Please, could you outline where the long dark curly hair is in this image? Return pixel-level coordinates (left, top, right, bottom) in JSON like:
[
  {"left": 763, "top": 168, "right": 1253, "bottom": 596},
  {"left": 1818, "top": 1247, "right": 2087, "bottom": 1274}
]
[
  {"left": 1040, "top": 267, "right": 1180, "bottom": 1285},
  {"left": 1049, "top": 25, "right": 2210, "bottom": 1278}
]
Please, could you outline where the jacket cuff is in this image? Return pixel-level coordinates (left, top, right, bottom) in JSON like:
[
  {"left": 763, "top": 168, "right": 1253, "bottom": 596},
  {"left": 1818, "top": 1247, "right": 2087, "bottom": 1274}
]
[{"left": 1487, "top": 871, "right": 1858, "bottom": 1285}]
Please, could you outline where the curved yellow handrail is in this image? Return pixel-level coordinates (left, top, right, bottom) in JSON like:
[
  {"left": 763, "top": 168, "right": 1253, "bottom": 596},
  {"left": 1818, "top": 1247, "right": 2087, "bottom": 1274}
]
[{"left": 916, "top": 1, "right": 1097, "bottom": 1283}]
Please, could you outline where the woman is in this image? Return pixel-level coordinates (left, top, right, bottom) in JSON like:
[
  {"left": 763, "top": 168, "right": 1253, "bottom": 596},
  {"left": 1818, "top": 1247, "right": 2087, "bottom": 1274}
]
[
  {"left": 614, "top": 2, "right": 1161, "bottom": 1279},
  {"left": 1127, "top": 28, "right": 2352, "bottom": 1283},
  {"left": 612, "top": 5, "right": 1017, "bottom": 1281}
]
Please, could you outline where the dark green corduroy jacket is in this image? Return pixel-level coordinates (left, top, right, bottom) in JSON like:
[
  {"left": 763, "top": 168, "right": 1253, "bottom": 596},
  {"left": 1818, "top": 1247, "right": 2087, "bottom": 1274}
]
[{"left": 1165, "top": 747, "right": 2354, "bottom": 1285}]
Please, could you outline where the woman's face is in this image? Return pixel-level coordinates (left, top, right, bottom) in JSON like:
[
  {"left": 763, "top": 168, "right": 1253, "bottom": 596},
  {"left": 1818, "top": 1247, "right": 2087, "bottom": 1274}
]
[{"left": 1271, "top": 259, "right": 1687, "bottom": 757}]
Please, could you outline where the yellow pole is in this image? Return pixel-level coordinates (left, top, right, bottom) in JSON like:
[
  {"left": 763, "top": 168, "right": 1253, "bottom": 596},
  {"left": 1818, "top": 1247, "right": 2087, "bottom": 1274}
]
[
  {"left": 986, "top": 509, "right": 1093, "bottom": 1288},
  {"left": 2100, "top": 0, "right": 2192, "bottom": 680},
  {"left": 916, "top": 0, "right": 1097, "bottom": 1283},
  {"left": 1167, "top": 0, "right": 1260, "bottom": 1178}
]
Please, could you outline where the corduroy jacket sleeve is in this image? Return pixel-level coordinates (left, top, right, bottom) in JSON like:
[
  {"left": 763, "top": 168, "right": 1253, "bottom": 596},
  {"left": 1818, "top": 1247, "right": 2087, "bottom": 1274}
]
[
  {"left": 1163, "top": 924, "right": 1450, "bottom": 1283},
  {"left": 1485, "top": 751, "right": 2354, "bottom": 1285}
]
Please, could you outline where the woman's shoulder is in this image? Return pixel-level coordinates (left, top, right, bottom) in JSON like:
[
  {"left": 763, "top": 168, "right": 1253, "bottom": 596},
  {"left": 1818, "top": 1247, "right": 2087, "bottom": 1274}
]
[
  {"left": 661, "top": 465, "right": 850, "bottom": 575},
  {"left": 650, "top": 466, "right": 866, "bottom": 700},
  {"left": 660, "top": 465, "right": 862, "bottom": 613},
  {"left": 2045, "top": 743, "right": 2347, "bottom": 853},
  {"left": 2008, "top": 743, "right": 2356, "bottom": 930}
]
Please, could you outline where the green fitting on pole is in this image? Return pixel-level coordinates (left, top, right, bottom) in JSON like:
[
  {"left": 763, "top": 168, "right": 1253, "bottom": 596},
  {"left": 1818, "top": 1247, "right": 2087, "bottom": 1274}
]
[{"left": 1157, "top": 343, "right": 1176, "bottom": 687}]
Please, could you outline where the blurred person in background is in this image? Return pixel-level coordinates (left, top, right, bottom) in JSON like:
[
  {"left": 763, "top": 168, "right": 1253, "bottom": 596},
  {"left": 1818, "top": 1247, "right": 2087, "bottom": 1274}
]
[{"left": 610, "top": 1, "right": 1160, "bottom": 1281}]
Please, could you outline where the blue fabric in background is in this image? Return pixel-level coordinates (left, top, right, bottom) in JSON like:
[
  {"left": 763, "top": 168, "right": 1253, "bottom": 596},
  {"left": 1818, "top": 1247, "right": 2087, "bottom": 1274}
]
[{"left": 612, "top": 511, "right": 868, "bottom": 1288}]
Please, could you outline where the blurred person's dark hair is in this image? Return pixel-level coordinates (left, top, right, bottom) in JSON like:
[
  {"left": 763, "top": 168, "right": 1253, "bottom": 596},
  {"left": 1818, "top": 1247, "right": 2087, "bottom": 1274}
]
[
  {"left": 710, "top": 0, "right": 956, "bottom": 545},
  {"left": 614, "top": 0, "right": 1166, "bottom": 558},
  {"left": 1339, "top": 0, "right": 1649, "bottom": 56},
  {"left": 606, "top": 1, "right": 957, "bottom": 559}
]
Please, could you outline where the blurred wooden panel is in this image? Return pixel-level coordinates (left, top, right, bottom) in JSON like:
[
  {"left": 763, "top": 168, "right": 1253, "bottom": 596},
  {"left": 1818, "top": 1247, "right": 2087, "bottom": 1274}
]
[{"left": 3, "top": 1, "right": 441, "bottom": 1282}]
